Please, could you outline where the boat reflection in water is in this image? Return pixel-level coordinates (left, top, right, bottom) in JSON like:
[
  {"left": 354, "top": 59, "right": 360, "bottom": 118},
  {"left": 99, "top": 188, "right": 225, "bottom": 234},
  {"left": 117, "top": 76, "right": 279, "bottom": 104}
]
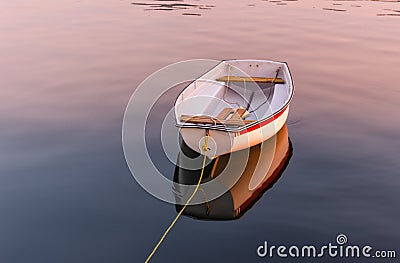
[{"left": 173, "top": 125, "right": 293, "bottom": 220}]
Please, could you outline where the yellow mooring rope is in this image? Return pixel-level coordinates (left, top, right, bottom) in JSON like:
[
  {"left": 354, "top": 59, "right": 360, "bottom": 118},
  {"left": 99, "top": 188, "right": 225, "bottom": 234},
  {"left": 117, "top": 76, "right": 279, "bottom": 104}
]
[{"left": 144, "top": 130, "right": 210, "bottom": 263}]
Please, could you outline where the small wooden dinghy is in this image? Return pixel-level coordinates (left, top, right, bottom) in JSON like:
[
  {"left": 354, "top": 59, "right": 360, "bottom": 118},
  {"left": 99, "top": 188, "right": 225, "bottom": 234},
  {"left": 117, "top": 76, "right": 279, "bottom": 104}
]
[{"left": 174, "top": 59, "right": 294, "bottom": 157}]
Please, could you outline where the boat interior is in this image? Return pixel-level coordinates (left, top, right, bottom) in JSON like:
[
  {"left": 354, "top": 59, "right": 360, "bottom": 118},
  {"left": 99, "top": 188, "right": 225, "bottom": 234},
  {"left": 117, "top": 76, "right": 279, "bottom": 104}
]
[{"left": 175, "top": 60, "right": 293, "bottom": 131}]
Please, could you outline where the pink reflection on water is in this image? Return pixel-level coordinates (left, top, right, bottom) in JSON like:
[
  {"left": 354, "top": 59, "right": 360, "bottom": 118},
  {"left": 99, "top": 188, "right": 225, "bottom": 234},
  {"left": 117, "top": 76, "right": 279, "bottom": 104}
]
[{"left": 0, "top": 0, "right": 399, "bottom": 141}]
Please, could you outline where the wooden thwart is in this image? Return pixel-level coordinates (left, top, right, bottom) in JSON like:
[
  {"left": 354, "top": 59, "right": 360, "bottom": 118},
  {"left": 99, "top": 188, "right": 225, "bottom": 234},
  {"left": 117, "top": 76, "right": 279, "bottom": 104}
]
[
  {"left": 180, "top": 107, "right": 254, "bottom": 127},
  {"left": 216, "top": 76, "right": 285, "bottom": 84},
  {"left": 180, "top": 115, "right": 255, "bottom": 126}
]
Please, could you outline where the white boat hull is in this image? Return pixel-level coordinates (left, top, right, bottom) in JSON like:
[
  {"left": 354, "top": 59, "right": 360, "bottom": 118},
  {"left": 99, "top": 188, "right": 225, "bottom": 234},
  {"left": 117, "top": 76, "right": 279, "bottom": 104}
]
[{"left": 180, "top": 106, "right": 289, "bottom": 158}]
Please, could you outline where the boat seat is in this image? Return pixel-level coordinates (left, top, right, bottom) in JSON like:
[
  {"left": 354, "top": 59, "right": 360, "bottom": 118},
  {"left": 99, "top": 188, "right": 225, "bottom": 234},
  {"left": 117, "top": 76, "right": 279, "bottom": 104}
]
[
  {"left": 216, "top": 76, "right": 285, "bottom": 84},
  {"left": 180, "top": 108, "right": 255, "bottom": 127}
]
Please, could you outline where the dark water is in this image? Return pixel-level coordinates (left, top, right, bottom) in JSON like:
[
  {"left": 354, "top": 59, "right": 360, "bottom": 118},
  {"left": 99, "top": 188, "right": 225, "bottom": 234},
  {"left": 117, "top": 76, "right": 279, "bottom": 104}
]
[{"left": 1, "top": 0, "right": 400, "bottom": 262}]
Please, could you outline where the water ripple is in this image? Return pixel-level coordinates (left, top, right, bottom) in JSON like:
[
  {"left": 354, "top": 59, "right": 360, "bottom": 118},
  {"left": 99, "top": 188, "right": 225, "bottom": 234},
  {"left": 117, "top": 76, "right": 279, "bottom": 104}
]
[
  {"left": 262, "top": 0, "right": 400, "bottom": 17},
  {"left": 131, "top": 0, "right": 215, "bottom": 16}
]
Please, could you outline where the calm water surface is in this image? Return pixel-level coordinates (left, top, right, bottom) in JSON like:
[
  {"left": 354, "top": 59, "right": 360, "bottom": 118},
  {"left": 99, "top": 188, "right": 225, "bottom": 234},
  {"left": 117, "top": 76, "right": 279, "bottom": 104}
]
[{"left": 1, "top": 0, "right": 399, "bottom": 262}]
